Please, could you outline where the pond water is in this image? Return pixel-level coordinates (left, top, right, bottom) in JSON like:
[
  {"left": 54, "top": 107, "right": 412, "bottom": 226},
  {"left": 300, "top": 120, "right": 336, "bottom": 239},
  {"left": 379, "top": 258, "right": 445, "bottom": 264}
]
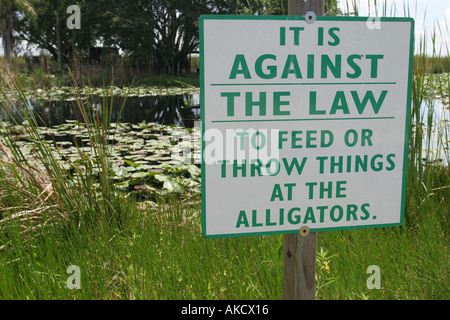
[
  {"left": 0, "top": 93, "right": 201, "bottom": 128},
  {"left": 1, "top": 92, "right": 448, "bottom": 165},
  {"left": 417, "top": 99, "right": 449, "bottom": 165}
]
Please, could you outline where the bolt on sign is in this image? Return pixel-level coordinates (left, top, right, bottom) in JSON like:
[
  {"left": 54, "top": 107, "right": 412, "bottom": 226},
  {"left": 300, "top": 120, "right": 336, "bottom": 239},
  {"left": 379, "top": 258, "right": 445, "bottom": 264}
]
[{"left": 200, "top": 15, "right": 414, "bottom": 238}]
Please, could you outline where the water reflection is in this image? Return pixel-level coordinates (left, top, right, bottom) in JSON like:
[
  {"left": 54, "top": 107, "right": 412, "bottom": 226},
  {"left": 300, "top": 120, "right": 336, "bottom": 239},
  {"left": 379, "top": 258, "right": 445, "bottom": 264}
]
[
  {"left": 417, "top": 99, "right": 449, "bottom": 165},
  {"left": 1, "top": 93, "right": 200, "bottom": 128},
  {"left": 2, "top": 93, "right": 447, "bottom": 165}
]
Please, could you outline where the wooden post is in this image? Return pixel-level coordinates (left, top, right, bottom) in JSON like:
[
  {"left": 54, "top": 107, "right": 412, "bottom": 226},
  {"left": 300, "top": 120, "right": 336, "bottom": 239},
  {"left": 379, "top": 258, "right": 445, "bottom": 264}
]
[
  {"left": 282, "top": 0, "right": 324, "bottom": 300},
  {"left": 288, "top": 0, "right": 325, "bottom": 16},
  {"left": 282, "top": 231, "right": 318, "bottom": 299}
]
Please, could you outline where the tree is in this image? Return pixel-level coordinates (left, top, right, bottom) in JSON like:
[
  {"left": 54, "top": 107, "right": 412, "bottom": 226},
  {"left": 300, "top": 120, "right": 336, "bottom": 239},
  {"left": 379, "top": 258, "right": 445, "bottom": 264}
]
[
  {"left": 14, "top": 0, "right": 99, "bottom": 66},
  {"left": 98, "top": 0, "right": 239, "bottom": 75},
  {"left": 0, "top": 0, "right": 36, "bottom": 63},
  {"left": 12, "top": 0, "right": 341, "bottom": 75}
]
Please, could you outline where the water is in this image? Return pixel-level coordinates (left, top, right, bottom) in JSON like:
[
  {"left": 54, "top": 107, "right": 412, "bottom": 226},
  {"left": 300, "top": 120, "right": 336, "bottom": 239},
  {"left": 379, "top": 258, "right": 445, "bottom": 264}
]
[
  {"left": 1, "top": 93, "right": 447, "bottom": 165},
  {"left": 0, "top": 93, "right": 201, "bottom": 128},
  {"left": 417, "top": 99, "right": 449, "bottom": 165}
]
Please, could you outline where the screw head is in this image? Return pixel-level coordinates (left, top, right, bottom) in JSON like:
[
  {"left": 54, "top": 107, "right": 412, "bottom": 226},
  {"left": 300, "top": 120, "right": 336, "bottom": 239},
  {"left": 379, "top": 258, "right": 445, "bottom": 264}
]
[
  {"left": 299, "top": 226, "right": 310, "bottom": 237},
  {"left": 305, "top": 11, "right": 316, "bottom": 24}
]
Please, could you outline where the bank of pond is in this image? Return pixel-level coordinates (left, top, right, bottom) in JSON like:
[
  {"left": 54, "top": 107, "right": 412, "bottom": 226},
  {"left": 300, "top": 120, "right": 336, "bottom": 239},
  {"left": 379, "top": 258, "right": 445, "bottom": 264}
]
[{"left": 0, "top": 79, "right": 448, "bottom": 201}]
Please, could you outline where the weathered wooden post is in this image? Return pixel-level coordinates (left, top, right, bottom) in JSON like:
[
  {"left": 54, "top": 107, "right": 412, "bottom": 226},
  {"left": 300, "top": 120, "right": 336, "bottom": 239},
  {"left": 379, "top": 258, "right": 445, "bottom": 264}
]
[
  {"left": 288, "top": 0, "right": 325, "bottom": 16},
  {"left": 282, "top": 0, "right": 324, "bottom": 301}
]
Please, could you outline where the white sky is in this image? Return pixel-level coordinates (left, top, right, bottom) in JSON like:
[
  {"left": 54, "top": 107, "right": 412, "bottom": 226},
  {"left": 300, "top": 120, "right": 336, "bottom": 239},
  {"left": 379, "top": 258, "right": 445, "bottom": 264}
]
[
  {"left": 1, "top": 1, "right": 449, "bottom": 57},
  {"left": 337, "top": 0, "right": 450, "bottom": 55}
]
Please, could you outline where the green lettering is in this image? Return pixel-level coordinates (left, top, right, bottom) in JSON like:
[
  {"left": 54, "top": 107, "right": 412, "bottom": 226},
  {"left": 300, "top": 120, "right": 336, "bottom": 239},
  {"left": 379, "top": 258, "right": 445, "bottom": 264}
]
[
  {"left": 361, "top": 129, "right": 373, "bottom": 146},
  {"left": 278, "top": 131, "right": 288, "bottom": 149},
  {"left": 328, "top": 27, "right": 340, "bottom": 46},
  {"left": 306, "top": 130, "right": 317, "bottom": 148},
  {"left": 289, "top": 26, "right": 304, "bottom": 45},
  {"left": 317, "top": 206, "right": 328, "bottom": 223},
  {"left": 273, "top": 91, "right": 291, "bottom": 115},
  {"left": 270, "top": 184, "right": 283, "bottom": 201},
  {"left": 316, "top": 156, "right": 327, "bottom": 174},
  {"left": 236, "top": 210, "right": 249, "bottom": 228},
  {"left": 229, "top": 55, "right": 250, "bottom": 79},
  {"left": 284, "top": 183, "right": 296, "bottom": 200},
  {"left": 245, "top": 92, "right": 266, "bottom": 116},
  {"left": 330, "top": 205, "right": 344, "bottom": 222},
  {"left": 355, "top": 155, "right": 368, "bottom": 172},
  {"left": 255, "top": 54, "right": 277, "bottom": 79},
  {"left": 330, "top": 91, "right": 350, "bottom": 114},
  {"left": 347, "top": 54, "right": 362, "bottom": 78},
  {"left": 251, "top": 131, "right": 265, "bottom": 150},
  {"left": 318, "top": 27, "right": 324, "bottom": 46},
  {"left": 288, "top": 207, "right": 301, "bottom": 225},
  {"left": 281, "top": 55, "right": 302, "bottom": 79},
  {"left": 218, "top": 160, "right": 229, "bottom": 178},
  {"left": 303, "top": 207, "right": 316, "bottom": 223},
  {"left": 291, "top": 131, "right": 302, "bottom": 148},
  {"left": 346, "top": 204, "right": 358, "bottom": 221},
  {"left": 321, "top": 130, "right": 334, "bottom": 147},
  {"left": 386, "top": 154, "right": 396, "bottom": 171},
  {"left": 252, "top": 210, "right": 263, "bottom": 227},
  {"left": 266, "top": 209, "right": 276, "bottom": 226},
  {"left": 360, "top": 203, "right": 370, "bottom": 220},
  {"left": 221, "top": 92, "right": 240, "bottom": 117},
  {"left": 321, "top": 54, "right": 341, "bottom": 79},
  {"left": 233, "top": 159, "right": 246, "bottom": 177},
  {"left": 307, "top": 54, "right": 314, "bottom": 78},
  {"left": 280, "top": 27, "right": 286, "bottom": 45},
  {"left": 250, "top": 159, "right": 263, "bottom": 177},
  {"left": 282, "top": 157, "right": 307, "bottom": 175},
  {"left": 305, "top": 182, "right": 317, "bottom": 199},
  {"left": 309, "top": 91, "right": 326, "bottom": 115},
  {"left": 336, "top": 181, "right": 347, "bottom": 198},
  {"left": 370, "top": 154, "right": 384, "bottom": 171},
  {"left": 351, "top": 90, "right": 387, "bottom": 114},
  {"left": 266, "top": 158, "right": 280, "bottom": 176},
  {"left": 366, "top": 54, "right": 384, "bottom": 78}
]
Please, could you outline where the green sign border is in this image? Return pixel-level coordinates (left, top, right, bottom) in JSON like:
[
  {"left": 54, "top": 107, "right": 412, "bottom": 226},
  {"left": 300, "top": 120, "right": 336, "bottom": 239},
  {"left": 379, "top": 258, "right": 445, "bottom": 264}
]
[{"left": 200, "top": 15, "right": 414, "bottom": 239}]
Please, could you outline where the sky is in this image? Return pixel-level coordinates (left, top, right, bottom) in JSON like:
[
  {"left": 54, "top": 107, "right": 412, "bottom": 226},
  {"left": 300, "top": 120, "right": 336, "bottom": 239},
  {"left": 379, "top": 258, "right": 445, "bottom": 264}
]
[
  {"left": 337, "top": 0, "right": 450, "bottom": 55},
  {"left": 1, "top": 0, "right": 449, "bottom": 57}
]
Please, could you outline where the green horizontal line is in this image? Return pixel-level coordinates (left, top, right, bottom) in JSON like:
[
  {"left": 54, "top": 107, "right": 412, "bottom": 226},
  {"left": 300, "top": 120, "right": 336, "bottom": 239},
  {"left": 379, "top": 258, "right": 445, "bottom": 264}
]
[
  {"left": 211, "top": 82, "right": 397, "bottom": 86},
  {"left": 211, "top": 117, "right": 395, "bottom": 123}
]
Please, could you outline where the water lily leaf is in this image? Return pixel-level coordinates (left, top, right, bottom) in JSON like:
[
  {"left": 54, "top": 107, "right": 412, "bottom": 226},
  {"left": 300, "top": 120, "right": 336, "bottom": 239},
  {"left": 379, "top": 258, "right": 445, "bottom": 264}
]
[
  {"left": 164, "top": 178, "right": 182, "bottom": 192},
  {"left": 124, "top": 159, "right": 140, "bottom": 168},
  {"left": 131, "top": 171, "right": 148, "bottom": 178},
  {"left": 187, "top": 165, "right": 201, "bottom": 177},
  {"left": 115, "top": 166, "right": 128, "bottom": 177},
  {"left": 154, "top": 174, "right": 168, "bottom": 182},
  {"left": 114, "top": 180, "right": 130, "bottom": 189}
]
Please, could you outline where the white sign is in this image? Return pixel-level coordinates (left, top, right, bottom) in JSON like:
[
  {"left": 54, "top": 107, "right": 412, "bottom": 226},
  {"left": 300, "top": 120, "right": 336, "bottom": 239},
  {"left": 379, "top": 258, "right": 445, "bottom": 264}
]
[{"left": 200, "top": 16, "right": 414, "bottom": 238}]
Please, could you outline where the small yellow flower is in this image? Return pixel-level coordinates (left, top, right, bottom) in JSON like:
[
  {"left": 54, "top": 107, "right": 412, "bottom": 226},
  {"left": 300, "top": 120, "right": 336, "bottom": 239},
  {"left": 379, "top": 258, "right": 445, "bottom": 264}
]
[{"left": 323, "top": 261, "right": 330, "bottom": 272}]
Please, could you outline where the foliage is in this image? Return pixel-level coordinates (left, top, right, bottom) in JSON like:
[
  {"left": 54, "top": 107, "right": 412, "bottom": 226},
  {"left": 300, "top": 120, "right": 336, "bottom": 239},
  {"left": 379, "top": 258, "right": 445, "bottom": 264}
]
[
  {"left": 0, "top": 0, "right": 36, "bottom": 63},
  {"left": 13, "top": 0, "right": 97, "bottom": 63},
  {"left": 11, "top": 0, "right": 342, "bottom": 75},
  {"left": 13, "top": 0, "right": 239, "bottom": 74}
]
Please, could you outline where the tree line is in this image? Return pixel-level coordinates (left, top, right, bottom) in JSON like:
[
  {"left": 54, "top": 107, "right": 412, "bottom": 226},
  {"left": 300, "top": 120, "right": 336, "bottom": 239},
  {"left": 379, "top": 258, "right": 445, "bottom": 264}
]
[{"left": 2, "top": 0, "right": 341, "bottom": 75}]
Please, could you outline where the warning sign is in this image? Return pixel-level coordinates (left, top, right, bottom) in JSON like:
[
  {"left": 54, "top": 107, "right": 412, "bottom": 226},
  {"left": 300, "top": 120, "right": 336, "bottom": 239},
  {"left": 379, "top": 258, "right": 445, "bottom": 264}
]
[{"left": 200, "top": 15, "right": 414, "bottom": 238}]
